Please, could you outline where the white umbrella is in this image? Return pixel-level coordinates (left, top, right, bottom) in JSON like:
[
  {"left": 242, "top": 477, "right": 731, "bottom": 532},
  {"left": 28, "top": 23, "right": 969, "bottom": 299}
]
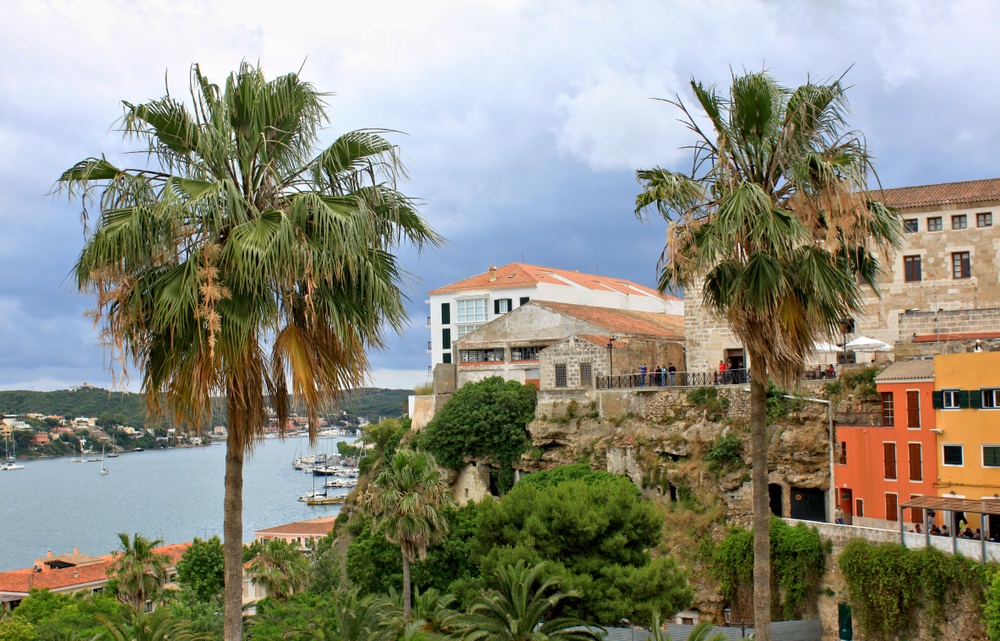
[
  {"left": 812, "top": 341, "right": 841, "bottom": 353},
  {"left": 844, "top": 335, "right": 892, "bottom": 352}
]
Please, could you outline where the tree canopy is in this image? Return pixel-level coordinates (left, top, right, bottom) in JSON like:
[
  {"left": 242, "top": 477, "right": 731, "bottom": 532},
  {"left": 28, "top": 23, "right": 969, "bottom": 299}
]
[{"left": 419, "top": 376, "right": 536, "bottom": 493}]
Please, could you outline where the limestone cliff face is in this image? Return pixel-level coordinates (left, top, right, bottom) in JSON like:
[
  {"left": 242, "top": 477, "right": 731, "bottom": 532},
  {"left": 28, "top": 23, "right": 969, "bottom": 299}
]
[{"left": 524, "top": 385, "right": 833, "bottom": 511}]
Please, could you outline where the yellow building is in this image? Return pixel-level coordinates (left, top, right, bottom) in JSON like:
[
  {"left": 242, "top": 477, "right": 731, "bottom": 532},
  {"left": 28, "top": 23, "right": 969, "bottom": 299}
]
[{"left": 933, "top": 351, "right": 1000, "bottom": 532}]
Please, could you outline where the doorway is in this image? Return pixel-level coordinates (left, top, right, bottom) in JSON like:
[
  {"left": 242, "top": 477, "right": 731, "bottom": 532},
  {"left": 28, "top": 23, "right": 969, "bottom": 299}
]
[
  {"left": 840, "top": 489, "right": 853, "bottom": 525},
  {"left": 725, "top": 348, "right": 745, "bottom": 373},
  {"left": 769, "top": 483, "right": 783, "bottom": 517},
  {"left": 791, "top": 487, "right": 827, "bottom": 522}
]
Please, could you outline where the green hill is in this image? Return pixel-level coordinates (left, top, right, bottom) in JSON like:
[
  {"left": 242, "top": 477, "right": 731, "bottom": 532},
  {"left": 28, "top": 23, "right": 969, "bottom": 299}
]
[{"left": 0, "top": 386, "right": 412, "bottom": 428}]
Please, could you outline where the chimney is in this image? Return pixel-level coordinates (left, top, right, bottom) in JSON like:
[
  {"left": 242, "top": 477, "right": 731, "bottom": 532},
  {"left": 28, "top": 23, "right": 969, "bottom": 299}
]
[
  {"left": 73, "top": 548, "right": 79, "bottom": 555},
  {"left": 488, "top": 266, "right": 496, "bottom": 282},
  {"left": 47, "top": 550, "right": 52, "bottom": 558}
]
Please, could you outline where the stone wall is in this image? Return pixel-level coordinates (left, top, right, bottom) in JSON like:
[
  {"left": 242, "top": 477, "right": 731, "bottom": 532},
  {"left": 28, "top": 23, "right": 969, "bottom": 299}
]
[
  {"left": 538, "top": 338, "right": 607, "bottom": 389},
  {"left": 789, "top": 519, "right": 991, "bottom": 641},
  {"left": 684, "top": 196, "right": 1000, "bottom": 375}
]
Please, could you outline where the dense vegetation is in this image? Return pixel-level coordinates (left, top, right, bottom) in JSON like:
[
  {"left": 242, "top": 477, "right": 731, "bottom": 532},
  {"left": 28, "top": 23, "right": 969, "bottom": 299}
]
[
  {"left": 839, "top": 539, "right": 986, "bottom": 641},
  {"left": 418, "top": 377, "right": 536, "bottom": 493},
  {"left": 0, "top": 387, "right": 409, "bottom": 430}
]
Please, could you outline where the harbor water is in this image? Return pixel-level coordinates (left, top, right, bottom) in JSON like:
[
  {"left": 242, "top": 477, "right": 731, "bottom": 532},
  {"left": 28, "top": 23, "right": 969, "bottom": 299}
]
[{"left": 0, "top": 436, "right": 352, "bottom": 571}]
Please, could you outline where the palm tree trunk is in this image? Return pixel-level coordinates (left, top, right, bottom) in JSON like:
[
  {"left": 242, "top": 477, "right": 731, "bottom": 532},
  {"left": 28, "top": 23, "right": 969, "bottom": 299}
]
[
  {"left": 750, "top": 371, "right": 771, "bottom": 641},
  {"left": 224, "top": 424, "right": 245, "bottom": 641},
  {"left": 401, "top": 548, "right": 412, "bottom": 622}
]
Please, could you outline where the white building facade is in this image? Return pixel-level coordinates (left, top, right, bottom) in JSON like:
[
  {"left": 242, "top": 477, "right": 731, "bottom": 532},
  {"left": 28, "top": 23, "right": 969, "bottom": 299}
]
[{"left": 426, "top": 263, "right": 682, "bottom": 371}]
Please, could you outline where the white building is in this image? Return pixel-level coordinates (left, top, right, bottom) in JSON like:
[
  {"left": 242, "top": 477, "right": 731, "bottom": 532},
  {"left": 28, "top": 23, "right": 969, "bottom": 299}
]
[{"left": 426, "top": 263, "right": 682, "bottom": 370}]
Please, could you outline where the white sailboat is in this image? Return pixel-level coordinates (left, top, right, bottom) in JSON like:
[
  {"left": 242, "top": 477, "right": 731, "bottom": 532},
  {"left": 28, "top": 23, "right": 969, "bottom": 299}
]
[
  {"left": 1, "top": 437, "right": 24, "bottom": 471},
  {"left": 99, "top": 443, "right": 109, "bottom": 475}
]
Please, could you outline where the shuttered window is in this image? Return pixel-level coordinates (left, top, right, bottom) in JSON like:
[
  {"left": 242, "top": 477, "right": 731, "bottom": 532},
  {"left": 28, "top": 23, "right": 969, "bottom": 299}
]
[
  {"left": 908, "top": 443, "right": 922, "bottom": 481},
  {"left": 883, "top": 442, "right": 897, "bottom": 480},
  {"left": 440, "top": 302, "right": 450, "bottom": 325},
  {"left": 580, "top": 362, "right": 593, "bottom": 388},
  {"left": 886, "top": 494, "right": 898, "bottom": 521},
  {"left": 906, "top": 391, "right": 920, "bottom": 428},
  {"left": 554, "top": 364, "right": 567, "bottom": 388}
]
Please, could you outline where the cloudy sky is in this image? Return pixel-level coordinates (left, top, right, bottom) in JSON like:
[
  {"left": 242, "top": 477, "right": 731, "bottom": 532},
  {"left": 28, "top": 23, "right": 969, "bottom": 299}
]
[{"left": 1, "top": 0, "right": 998, "bottom": 393}]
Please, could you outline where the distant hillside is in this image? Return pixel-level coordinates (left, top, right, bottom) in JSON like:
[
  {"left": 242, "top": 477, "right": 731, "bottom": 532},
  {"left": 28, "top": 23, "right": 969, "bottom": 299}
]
[{"left": 0, "top": 386, "right": 411, "bottom": 427}]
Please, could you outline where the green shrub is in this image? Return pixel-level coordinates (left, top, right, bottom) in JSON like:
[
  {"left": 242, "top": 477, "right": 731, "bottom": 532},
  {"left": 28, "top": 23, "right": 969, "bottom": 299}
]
[
  {"left": 704, "top": 434, "right": 744, "bottom": 474},
  {"left": 687, "top": 387, "right": 729, "bottom": 420}
]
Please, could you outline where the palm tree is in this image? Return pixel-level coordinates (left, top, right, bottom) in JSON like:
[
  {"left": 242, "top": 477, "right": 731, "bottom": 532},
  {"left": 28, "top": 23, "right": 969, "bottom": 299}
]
[
  {"left": 635, "top": 71, "right": 901, "bottom": 641},
  {"left": 447, "top": 561, "right": 602, "bottom": 641},
  {"left": 363, "top": 449, "right": 454, "bottom": 621},
  {"left": 647, "top": 611, "right": 728, "bottom": 641},
  {"left": 290, "top": 588, "right": 399, "bottom": 641},
  {"left": 106, "top": 533, "right": 170, "bottom": 612},
  {"left": 102, "top": 609, "right": 213, "bottom": 641},
  {"left": 245, "top": 538, "right": 310, "bottom": 601},
  {"left": 57, "top": 63, "right": 440, "bottom": 641}
]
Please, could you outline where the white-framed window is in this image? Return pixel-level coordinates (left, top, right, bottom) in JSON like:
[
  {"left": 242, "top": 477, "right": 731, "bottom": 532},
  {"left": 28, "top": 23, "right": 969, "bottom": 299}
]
[
  {"left": 983, "top": 445, "right": 1000, "bottom": 468},
  {"left": 456, "top": 298, "right": 487, "bottom": 323},
  {"left": 456, "top": 324, "right": 483, "bottom": 339},
  {"left": 982, "top": 388, "right": 1000, "bottom": 409},
  {"left": 943, "top": 389, "right": 960, "bottom": 409},
  {"left": 943, "top": 444, "right": 964, "bottom": 467},
  {"left": 496, "top": 298, "right": 511, "bottom": 313}
]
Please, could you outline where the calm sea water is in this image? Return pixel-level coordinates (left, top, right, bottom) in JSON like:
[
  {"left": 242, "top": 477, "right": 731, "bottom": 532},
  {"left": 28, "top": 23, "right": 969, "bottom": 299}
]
[{"left": 0, "top": 436, "right": 352, "bottom": 571}]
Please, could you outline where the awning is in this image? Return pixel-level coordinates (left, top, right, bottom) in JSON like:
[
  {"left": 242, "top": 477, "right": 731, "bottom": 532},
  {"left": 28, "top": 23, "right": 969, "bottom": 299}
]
[
  {"left": 844, "top": 335, "right": 893, "bottom": 352},
  {"left": 901, "top": 495, "right": 1000, "bottom": 515}
]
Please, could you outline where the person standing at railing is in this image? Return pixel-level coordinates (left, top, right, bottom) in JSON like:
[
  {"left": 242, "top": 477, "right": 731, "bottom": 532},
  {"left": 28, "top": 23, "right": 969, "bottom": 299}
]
[
  {"left": 667, "top": 363, "right": 676, "bottom": 386},
  {"left": 639, "top": 364, "right": 647, "bottom": 387},
  {"left": 718, "top": 360, "right": 727, "bottom": 385}
]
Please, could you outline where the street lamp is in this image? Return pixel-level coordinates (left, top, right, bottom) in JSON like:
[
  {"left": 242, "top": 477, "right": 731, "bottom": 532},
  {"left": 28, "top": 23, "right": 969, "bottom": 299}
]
[{"left": 607, "top": 335, "right": 618, "bottom": 381}]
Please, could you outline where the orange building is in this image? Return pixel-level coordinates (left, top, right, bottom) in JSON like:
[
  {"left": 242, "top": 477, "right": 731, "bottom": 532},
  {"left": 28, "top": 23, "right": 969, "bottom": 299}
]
[
  {"left": 834, "top": 360, "right": 938, "bottom": 528},
  {"left": 0, "top": 544, "right": 188, "bottom": 611}
]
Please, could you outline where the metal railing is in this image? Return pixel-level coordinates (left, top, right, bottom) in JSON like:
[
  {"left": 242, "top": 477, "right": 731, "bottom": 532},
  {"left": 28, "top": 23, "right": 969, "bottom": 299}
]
[{"left": 597, "top": 368, "right": 751, "bottom": 390}]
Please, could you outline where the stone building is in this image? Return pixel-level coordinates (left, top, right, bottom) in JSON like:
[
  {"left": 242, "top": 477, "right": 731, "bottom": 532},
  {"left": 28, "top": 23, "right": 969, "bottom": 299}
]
[
  {"left": 450, "top": 300, "right": 685, "bottom": 391},
  {"left": 683, "top": 178, "right": 1000, "bottom": 372},
  {"left": 425, "top": 262, "right": 681, "bottom": 371}
]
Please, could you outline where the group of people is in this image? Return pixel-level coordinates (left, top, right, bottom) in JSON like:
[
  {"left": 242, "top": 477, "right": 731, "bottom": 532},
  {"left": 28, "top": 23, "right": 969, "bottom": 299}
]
[
  {"left": 636, "top": 363, "right": 677, "bottom": 387},
  {"left": 805, "top": 364, "right": 838, "bottom": 380},
  {"left": 911, "top": 511, "right": 1000, "bottom": 541}
]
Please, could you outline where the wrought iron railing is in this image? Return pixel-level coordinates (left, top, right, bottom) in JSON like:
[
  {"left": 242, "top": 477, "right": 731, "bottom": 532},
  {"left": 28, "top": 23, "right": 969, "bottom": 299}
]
[{"left": 596, "top": 368, "right": 751, "bottom": 390}]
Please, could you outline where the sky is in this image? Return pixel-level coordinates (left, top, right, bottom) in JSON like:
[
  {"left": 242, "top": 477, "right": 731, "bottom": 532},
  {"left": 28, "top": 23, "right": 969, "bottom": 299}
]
[{"left": 2, "top": 0, "right": 999, "bottom": 393}]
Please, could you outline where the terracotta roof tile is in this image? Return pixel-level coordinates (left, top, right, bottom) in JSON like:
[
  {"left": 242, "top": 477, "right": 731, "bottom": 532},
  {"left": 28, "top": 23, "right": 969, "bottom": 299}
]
[
  {"left": 0, "top": 543, "right": 188, "bottom": 596},
  {"left": 428, "top": 263, "right": 678, "bottom": 300},
  {"left": 254, "top": 517, "right": 337, "bottom": 537},
  {"left": 875, "top": 178, "right": 1000, "bottom": 210},
  {"left": 538, "top": 301, "right": 684, "bottom": 339},
  {"left": 874, "top": 360, "right": 934, "bottom": 382}
]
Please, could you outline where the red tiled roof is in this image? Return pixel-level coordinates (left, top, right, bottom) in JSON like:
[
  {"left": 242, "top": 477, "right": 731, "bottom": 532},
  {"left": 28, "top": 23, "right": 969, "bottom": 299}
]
[
  {"left": 912, "top": 331, "right": 1000, "bottom": 343},
  {"left": 538, "top": 301, "right": 684, "bottom": 339},
  {"left": 254, "top": 517, "right": 336, "bottom": 537},
  {"left": 873, "top": 360, "right": 934, "bottom": 381},
  {"left": 875, "top": 178, "right": 1000, "bottom": 210},
  {"left": 576, "top": 334, "right": 630, "bottom": 348},
  {"left": 0, "top": 543, "right": 189, "bottom": 596},
  {"left": 428, "top": 263, "right": 678, "bottom": 300}
]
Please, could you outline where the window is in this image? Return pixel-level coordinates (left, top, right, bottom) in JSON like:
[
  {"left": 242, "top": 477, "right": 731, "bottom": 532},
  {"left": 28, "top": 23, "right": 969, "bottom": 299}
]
[
  {"left": 928, "top": 216, "right": 943, "bottom": 231},
  {"left": 441, "top": 328, "right": 451, "bottom": 348},
  {"left": 943, "top": 444, "right": 964, "bottom": 466},
  {"left": 554, "top": 364, "right": 567, "bottom": 388},
  {"left": 460, "top": 348, "right": 504, "bottom": 363},
  {"left": 519, "top": 296, "right": 530, "bottom": 305},
  {"left": 943, "top": 389, "right": 960, "bottom": 409},
  {"left": 881, "top": 392, "right": 895, "bottom": 426},
  {"left": 886, "top": 493, "right": 898, "bottom": 521},
  {"left": 983, "top": 389, "right": 1000, "bottom": 409},
  {"left": 855, "top": 498, "right": 864, "bottom": 518},
  {"left": 456, "top": 298, "right": 487, "bottom": 323},
  {"left": 511, "top": 346, "right": 541, "bottom": 361},
  {"left": 952, "top": 251, "right": 971, "bottom": 279},
  {"left": 456, "top": 324, "right": 483, "bottom": 338},
  {"left": 952, "top": 214, "right": 968, "bottom": 230},
  {"left": 908, "top": 443, "right": 922, "bottom": 481},
  {"left": 440, "top": 302, "right": 450, "bottom": 325},
  {"left": 903, "top": 256, "right": 922, "bottom": 282},
  {"left": 580, "top": 362, "right": 593, "bottom": 388},
  {"left": 884, "top": 442, "right": 897, "bottom": 480},
  {"left": 837, "top": 441, "right": 847, "bottom": 465},
  {"left": 442, "top": 352, "right": 452, "bottom": 364},
  {"left": 984, "top": 446, "right": 1000, "bottom": 467},
  {"left": 903, "top": 219, "right": 918, "bottom": 233},
  {"left": 906, "top": 390, "right": 920, "bottom": 428},
  {"left": 494, "top": 298, "right": 512, "bottom": 314},
  {"left": 978, "top": 212, "right": 993, "bottom": 227},
  {"left": 910, "top": 495, "right": 923, "bottom": 524}
]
